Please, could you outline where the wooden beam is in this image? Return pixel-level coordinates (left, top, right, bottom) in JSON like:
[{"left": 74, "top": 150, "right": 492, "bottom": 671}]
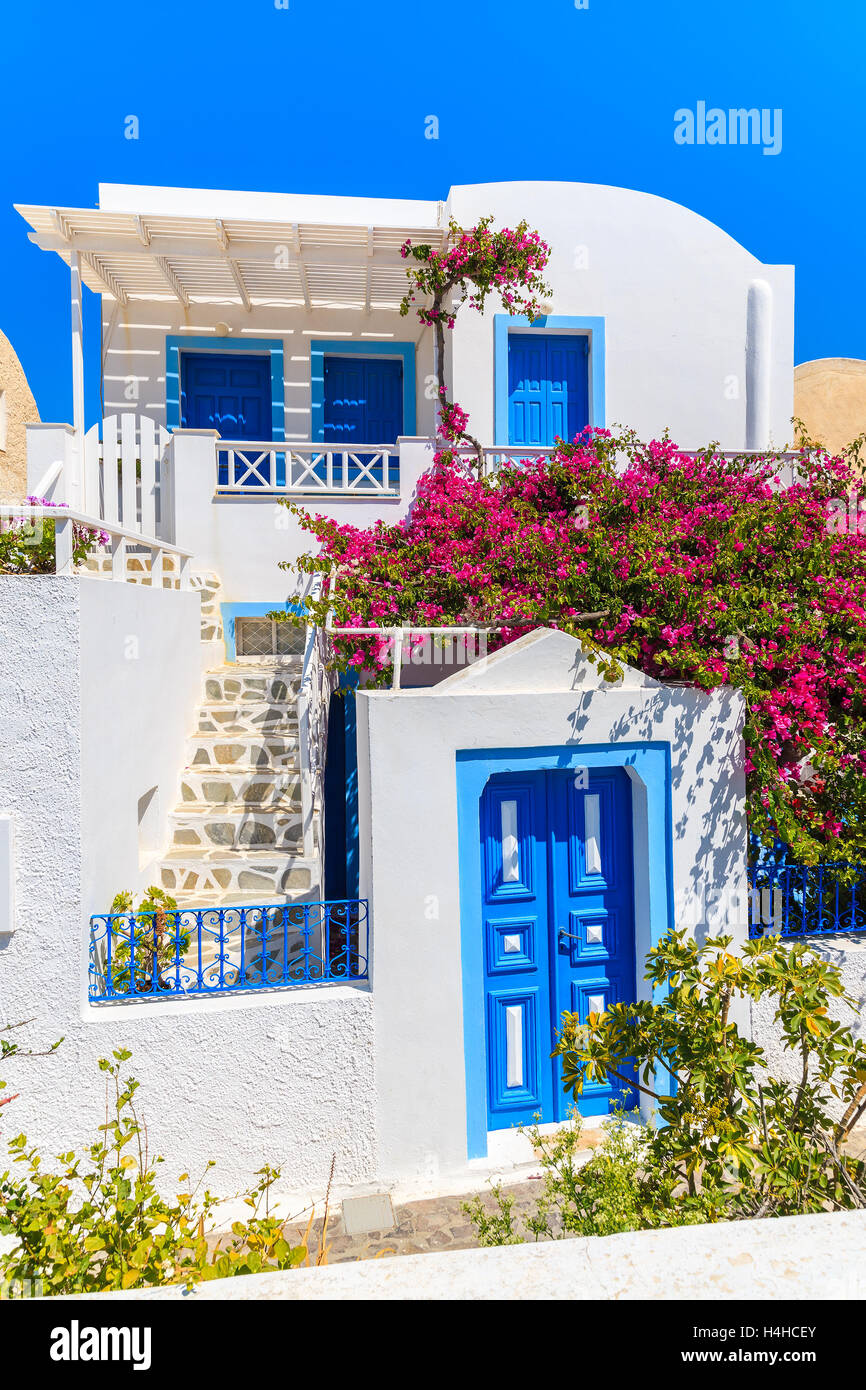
[
  {"left": 365, "top": 226, "right": 373, "bottom": 313},
  {"left": 29, "top": 230, "right": 422, "bottom": 268},
  {"left": 292, "top": 224, "right": 312, "bottom": 311},
  {"left": 154, "top": 256, "right": 189, "bottom": 307},
  {"left": 227, "top": 258, "right": 251, "bottom": 310}
]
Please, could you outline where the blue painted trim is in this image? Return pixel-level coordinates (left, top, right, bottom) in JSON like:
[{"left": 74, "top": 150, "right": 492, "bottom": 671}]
[
  {"left": 310, "top": 340, "right": 416, "bottom": 442},
  {"left": 165, "top": 336, "right": 285, "bottom": 440},
  {"left": 493, "top": 315, "right": 606, "bottom": 445},
  {"left": 456, "top": 742, "right": 672, "bottom": 1161},
  {"left": 220, "top": 600, "right": 304, "bottom": 662}
]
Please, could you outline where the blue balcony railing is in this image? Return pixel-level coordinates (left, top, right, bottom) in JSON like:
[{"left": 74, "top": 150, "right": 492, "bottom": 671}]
[
  {"left": 89, "top": 900, "right": 369, "bottom": 1003},
  {"left": 748, "top": 864, "right": 866, "bottom": 939}
]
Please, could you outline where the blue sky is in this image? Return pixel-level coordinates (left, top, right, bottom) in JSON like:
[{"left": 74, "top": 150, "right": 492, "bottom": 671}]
[{"left": 1, "top": 0, "right": 862, "bottom": 425}]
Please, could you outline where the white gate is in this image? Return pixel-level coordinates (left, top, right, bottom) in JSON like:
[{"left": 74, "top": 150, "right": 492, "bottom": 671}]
[{"left": 83, "top": 414, "right": 172, "bottom": 540}]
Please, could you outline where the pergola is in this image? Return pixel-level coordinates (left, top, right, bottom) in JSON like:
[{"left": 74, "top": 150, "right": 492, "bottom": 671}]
[{"left": 15, "top": 202, "right": 445, "bottom": 448}]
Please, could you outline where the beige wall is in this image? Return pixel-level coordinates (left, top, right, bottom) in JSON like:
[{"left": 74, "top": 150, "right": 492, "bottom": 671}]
[
  {"left": 794, "top": 357, "right": 866, "bottom": 458},
  {"left": 0, "top": 327, "right": 40, "bottom": 498}
]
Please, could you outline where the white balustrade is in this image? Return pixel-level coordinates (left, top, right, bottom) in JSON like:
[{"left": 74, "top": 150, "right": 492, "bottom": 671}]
[
  {"left": 216, "top": 441, "right": 400, "bottom": 495},
  {"left": 0, "top": 501, "right": 193, "bottom": 588}
]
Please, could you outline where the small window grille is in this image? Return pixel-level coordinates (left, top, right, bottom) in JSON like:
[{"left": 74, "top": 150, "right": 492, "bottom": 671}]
[{"left": 235, "top": 616, "right": 304, "bottom": 658}]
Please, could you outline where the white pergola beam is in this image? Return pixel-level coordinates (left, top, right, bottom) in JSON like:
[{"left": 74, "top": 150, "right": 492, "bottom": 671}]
[
  {"left": 365, "top": 225, "right": 373, "bottom": 313},
  {"left": 292, "top": 225, "right": 311, "bottom": 311},
  {"left": 226, "top": 258, "right": 251, "bottom": 310},
  {"left": 154, "top": 256, "right": 189, "bottom": 307},
  {"left": 28, "top": 230, "right": 414, "bottom": 269}
]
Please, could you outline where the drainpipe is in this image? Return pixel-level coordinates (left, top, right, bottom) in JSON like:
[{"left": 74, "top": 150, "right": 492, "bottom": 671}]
[{"left": 745, "top": 278, "right": 772, "bottom": 450}]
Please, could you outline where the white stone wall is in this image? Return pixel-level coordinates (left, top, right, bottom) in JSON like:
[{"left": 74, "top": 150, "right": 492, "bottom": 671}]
[
  {"left": 118, "top": 1207, "right": 866, "bottom": 1302},
  {"left": 0, "top": 577, "right": 378, "bottom": 1196}
]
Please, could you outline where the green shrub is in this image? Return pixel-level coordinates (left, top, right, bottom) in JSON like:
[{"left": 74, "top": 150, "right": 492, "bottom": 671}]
[
  {"left": 0, "top": 1049, "right": 310, "bottom": 1295},
  {"left": 466, "top": 932, "right": 866, "bottom": 1248}
]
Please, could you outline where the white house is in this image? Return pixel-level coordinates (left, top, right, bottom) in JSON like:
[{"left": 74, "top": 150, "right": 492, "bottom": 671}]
[{"left": 0, "top": 180, "right": 786, "bottom": 1197}]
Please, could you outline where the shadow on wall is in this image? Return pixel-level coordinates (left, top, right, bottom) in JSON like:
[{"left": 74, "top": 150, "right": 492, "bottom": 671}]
[
  {"left": 570, "top": 686, "right": 747, "bottom": 945},
  {"left": 0, "top": 327, "right": 40, "bottom": 500}
]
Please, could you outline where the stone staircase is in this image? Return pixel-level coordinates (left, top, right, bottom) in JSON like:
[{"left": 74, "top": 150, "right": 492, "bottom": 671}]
[{"left": 157, "top": 661, "right": 322, "bottom": 909}]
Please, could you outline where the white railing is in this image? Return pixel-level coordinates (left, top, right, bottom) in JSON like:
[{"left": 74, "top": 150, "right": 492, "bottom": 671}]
[
  {"left": 451, "top": 445, "right": 554, "bottom": 477},
  {"left": 0, "top": 502, "right": 192, "bottom": 587},
  {"left": 295, "top": 574, "right": 334, "bottom": 864},
  {"left": 216, "top": 441, "right": 400, "bottom": 495},
  {"left": 83, "top": 414, "right": 173, "bottom": 539},
  {"left": 328, "top": 622, "right": 499, "bottom": 691}
]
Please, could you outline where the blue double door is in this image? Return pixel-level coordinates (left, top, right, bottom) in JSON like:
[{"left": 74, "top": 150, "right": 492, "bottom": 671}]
[
  {"left": 480, "top": 767, "right": 636, "bottom": 1128},
  {"left": 508, "top": 334, "right": 589, "bottom": 446}
]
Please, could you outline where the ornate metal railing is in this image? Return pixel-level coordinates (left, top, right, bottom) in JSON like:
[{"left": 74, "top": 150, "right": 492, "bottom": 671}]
[
  {"left": 88, "top": 900, "right": 369, "bottom": 1003},
  {"left": 748, "top": 864, "right": 866, "bottom": 939}
]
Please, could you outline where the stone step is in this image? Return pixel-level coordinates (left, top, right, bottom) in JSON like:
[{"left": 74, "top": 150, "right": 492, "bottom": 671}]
[
  {"left": 185, "top": 733, "right": 298, "bottom": 773},
  {"left": 164, "top": 891, "right": 323, "bottom": 911},
  {"left": 178, "top": 768, "right": 302, "bottom": 810},
  {"left": 203, "top": 669, "right": 301, "bottom": 705},
  {"left": 159, "top": 848, "right": 318, "bottom": 900},
  {"left": 170, "top": 805, "right": 304, "bottom": 852},
  {"left": 196, "top": 703, "right": 298, "bottom": 736}
]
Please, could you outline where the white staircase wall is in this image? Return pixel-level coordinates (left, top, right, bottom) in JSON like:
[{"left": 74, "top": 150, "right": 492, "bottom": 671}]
[
  {"left": 78, "top": 575, "right": 202, "bottom": 912},
  {"left": 0, "top": 574, "right": 376, "bottom": 1197}
]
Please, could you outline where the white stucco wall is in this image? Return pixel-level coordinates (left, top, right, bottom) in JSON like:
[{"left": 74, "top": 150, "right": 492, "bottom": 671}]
[
  {"left": 167, "top": 435, "right": 435, "bottom": 604},
  {"left": 447, "top": 181, "right": 794, "bottom": 452},
  {"left": 356, "top": 631, "right": 748, "bottom": 1185},
  {"left": 0, "top": 577, "right": 377, "bottom": 1196},
  {"left": 93, "top": 179, "right": 792, "bottom": 472}
]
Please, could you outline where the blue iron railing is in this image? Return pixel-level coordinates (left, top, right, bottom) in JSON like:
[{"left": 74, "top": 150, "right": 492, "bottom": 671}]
[
  {"left": 748, "top": 864, "right": 865, "bottom": 939},
  {"left": 89, "top": 900, "right": 369, "bottom": 1003}
]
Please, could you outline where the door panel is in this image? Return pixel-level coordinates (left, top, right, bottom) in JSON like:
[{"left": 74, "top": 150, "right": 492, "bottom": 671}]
[
  {"left": 321, "top": 355, "right": 403, "bottom": 488},
  {"left": 508, "top": 334, "right": 589, "bottom": 447},
  {"left": 549, "top": 768, "right": 637, "bottom": 1117},
  {"left": 181, "top": 352, "right": 273, "bottom": 486},
  {"left": 480, "top": 767, "right": 636, "bottom": 1131},
  {"left": 480, "top": 773, "right": 554, "bottom": 1128}
]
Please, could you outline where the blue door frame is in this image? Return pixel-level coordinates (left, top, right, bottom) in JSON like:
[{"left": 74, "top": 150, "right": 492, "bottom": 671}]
[{"left": 457, "top": 743, "right": 674, "bottom": 1160}]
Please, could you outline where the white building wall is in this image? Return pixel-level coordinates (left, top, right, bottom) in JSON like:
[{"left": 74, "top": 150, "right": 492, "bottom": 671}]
[
  {"left": 95, "top": 180, "right": 793, "bottom": 458},
  {"left": 0, "top": 577, "right": 377, "bottom": 1196},
  {"left": 447, "top": 181, "right": 794, "bottom": 452}
]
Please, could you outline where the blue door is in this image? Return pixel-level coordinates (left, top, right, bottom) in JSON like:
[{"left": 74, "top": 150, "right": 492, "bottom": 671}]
[
  {"left": 507, "top": 334, "right": 589, "bottom": 447},
  {"left": 322, "top": 356, "right": 403, "bottom": 489},
  {"left": 480, "top": 767, "right": 636, "bottom": 1129},
  {"left": 181, "top": 352, "right": 274, "bottom": 486},
  {"left": 323, "top": 356, "right": 403, "bottom": 442}
]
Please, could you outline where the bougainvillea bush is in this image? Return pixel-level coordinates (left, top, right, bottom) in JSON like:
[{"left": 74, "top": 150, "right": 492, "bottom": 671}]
[{"left": 284, "top": 427, "right": 866, "bottom": 864}]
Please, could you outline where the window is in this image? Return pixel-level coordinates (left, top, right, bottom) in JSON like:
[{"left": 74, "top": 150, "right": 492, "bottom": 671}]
[{"left": 235, "top": 616, "right": 304, "bottom": 659}]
